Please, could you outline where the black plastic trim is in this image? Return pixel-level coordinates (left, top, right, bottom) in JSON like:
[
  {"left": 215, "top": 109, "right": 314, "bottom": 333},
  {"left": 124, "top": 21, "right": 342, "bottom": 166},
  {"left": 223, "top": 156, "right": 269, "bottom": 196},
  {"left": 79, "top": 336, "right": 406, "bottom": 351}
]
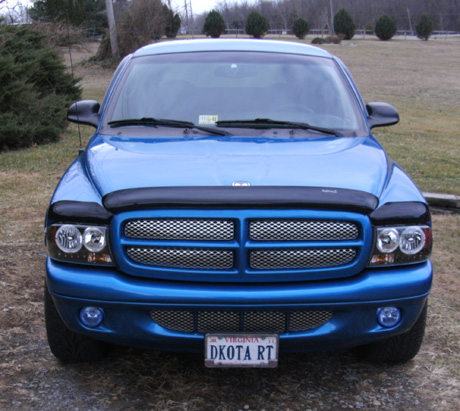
[
  {"left": 103, "top": 186, "right": 379, "bottom": 214},
  {"left": 67, "top": 100, "right": 100, "bottom": 128},
  {"left": 370, "top": 202, "right": 430, "bottom": 225},
  {"left": 366, "top": 102, "right": 399, "bottom": 129},
  {"left": 49, "top": 201, "right": 113, "bottom": 224}
]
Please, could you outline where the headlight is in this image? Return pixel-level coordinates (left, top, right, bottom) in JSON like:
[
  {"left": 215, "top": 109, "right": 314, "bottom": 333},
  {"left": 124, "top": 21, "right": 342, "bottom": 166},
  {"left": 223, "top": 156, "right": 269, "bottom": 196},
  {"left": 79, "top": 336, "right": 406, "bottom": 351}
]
[
  {"left": 83, "top": 227, "right": 106, "bottom": 252},
  {"left": 369, "top": 225, "right": 432, "bottom": 267},
  {"left": 55, "top": 225, "right": 83, "bottom": 253},
  {"left": 399, "top": 227, "right": 426, "bottom": 255},
  {"left": 47, "top": 224, "right": 113, "bottom": 266},
  {"left": 376, "top": 228, "right": 399, "bottom": 253}
]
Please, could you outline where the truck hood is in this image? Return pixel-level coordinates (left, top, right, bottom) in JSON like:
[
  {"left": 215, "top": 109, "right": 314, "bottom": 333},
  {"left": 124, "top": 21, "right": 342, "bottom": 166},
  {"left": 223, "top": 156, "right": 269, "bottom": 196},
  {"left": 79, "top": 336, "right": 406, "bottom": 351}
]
[{"left": 84, "top": 134, "right": 389, "bottom": 198}]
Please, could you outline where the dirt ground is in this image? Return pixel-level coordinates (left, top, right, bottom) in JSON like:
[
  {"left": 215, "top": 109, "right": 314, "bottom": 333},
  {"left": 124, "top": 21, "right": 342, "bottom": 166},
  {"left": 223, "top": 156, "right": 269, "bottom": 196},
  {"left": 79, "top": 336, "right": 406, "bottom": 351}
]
[
  {"left": 1, "top": 40, "right": 460, "bottom": 410},
  {"left": 1, "top": 213, "right": 460, "bottom": 410}
]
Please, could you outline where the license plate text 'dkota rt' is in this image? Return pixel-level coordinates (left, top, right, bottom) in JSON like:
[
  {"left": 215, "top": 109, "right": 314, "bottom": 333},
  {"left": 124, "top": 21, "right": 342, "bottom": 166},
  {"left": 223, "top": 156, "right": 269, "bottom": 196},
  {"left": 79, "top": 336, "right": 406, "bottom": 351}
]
[{"left": 205, "top": 334, "right": 279, "bottom": 368}]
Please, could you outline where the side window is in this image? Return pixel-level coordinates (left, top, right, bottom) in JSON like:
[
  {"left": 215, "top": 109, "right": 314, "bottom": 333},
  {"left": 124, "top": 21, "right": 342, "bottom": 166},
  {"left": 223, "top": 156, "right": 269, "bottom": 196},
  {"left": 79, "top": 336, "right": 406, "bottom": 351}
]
[{"left": 99, "top": 54, "right": 132, "bottom": 115}]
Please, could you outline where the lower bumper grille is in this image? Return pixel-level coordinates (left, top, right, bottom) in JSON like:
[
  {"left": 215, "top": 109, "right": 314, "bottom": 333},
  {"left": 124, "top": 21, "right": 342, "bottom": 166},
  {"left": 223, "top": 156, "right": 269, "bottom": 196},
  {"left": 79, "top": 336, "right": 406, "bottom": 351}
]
[{"left": 151, "top": 310, "right": 333, "bottom": 334}]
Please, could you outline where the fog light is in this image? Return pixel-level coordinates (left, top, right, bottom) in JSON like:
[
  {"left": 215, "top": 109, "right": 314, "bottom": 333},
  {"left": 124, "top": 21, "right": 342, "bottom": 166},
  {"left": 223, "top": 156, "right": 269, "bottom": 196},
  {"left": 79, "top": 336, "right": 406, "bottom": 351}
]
[
  {"left": 377, "top": 307, "right": 401, "bottom": 327},
  {"left": 80, "top": 306, "right": 104, "bottom": 327}
]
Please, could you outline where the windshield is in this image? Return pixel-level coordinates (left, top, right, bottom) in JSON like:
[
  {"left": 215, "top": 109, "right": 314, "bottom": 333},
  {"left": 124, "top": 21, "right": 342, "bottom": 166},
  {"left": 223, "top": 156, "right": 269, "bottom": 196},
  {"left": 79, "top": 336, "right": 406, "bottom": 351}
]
[{"left": 102, "top": 51, "right": 368, "bottom": 136}]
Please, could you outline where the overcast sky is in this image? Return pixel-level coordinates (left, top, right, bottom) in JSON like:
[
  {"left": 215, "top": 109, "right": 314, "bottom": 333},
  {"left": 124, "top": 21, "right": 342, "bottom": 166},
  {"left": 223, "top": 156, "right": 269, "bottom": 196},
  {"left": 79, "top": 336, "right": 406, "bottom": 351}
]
[
  {"left": 2, "top": 0, "right": 250, "bottom": 19},
  {"left": 177, "top": 0, "right": 217, "bottom": 15},
  {"left": 173, "top": 0, "right": 251, "bottom": 16}
]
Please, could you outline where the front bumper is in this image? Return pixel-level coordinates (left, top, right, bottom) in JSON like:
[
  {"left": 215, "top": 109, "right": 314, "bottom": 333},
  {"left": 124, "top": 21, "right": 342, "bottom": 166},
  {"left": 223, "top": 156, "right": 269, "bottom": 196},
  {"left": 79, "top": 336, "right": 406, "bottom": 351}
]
[{"left": 46, "top": 257, "right": 432, "bottom": 352}]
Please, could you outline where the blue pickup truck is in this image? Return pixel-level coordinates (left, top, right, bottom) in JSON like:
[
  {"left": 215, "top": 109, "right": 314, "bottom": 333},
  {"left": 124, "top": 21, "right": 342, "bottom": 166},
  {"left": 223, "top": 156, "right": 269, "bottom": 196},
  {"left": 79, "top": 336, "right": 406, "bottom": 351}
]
[{"left": 45, "top": 39, "right": 432, "bottom": 367}]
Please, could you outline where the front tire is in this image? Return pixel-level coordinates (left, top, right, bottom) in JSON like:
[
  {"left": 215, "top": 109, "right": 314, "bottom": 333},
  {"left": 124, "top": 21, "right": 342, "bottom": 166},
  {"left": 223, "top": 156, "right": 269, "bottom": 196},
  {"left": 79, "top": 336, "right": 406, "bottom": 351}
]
[
  {"left": 356, "top": 302, "right": 428, "bottom": 364},
  {"left": 44, "top": 285, "right": 111, "bottom": 363}
]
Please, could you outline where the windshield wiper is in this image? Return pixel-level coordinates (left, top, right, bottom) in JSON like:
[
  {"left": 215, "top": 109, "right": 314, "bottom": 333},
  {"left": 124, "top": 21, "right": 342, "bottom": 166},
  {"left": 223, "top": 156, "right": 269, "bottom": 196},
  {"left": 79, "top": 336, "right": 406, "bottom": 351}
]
[
  {"left": 215, "top": 118, "right": 341, "bottom": 137},
  {"left": 108, "top": 117, "right": 232, "bottom": 136}
]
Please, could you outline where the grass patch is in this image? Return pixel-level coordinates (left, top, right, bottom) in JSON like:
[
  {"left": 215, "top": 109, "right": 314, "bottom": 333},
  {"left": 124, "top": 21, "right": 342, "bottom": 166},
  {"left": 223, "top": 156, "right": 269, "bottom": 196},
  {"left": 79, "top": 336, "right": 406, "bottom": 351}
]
[
  {"left": 0, "top": 127, "right": 91, "bottom": 244},
  {"left": 320, "top": 37, "right": 460, "bottom": 194}
]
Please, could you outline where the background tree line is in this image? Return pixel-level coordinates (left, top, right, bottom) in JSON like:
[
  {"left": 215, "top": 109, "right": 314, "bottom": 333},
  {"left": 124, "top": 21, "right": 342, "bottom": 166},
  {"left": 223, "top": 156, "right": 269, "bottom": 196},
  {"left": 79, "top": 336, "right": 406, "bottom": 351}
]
[{"left": 195, "top": 0, "right": 460, "bottom": 34}]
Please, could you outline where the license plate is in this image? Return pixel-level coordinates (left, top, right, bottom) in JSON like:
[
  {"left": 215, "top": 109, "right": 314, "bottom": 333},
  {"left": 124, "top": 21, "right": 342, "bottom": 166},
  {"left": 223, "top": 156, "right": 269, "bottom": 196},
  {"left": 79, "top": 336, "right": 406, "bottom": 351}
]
[{"left": 205, "top": 334, "right": 279, "bottom": 368}]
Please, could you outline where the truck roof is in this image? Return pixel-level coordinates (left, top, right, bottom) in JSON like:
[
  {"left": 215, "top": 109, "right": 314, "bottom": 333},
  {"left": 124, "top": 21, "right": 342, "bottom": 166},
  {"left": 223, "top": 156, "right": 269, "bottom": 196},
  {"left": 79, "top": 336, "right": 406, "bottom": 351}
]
[{"left": 132, "top": 39, "right": 332, "bottom": 59}]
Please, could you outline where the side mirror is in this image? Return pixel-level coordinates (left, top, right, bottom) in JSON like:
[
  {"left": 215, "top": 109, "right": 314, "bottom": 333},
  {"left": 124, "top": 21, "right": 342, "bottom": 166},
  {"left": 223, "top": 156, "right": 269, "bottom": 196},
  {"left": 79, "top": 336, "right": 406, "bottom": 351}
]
[
  {"left": 67, "top": 100, "right": 100, "bottom": 128},
  {"left": 366, "top": 102, "right": 399, "bottom": 129}
]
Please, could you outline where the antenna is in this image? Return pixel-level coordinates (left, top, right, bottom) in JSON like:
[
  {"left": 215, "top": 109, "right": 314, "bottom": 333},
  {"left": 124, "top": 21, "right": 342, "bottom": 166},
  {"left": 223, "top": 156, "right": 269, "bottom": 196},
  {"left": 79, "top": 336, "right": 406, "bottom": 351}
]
[{"left": 65, "top": 14, "right": 84, "bottom": 155}]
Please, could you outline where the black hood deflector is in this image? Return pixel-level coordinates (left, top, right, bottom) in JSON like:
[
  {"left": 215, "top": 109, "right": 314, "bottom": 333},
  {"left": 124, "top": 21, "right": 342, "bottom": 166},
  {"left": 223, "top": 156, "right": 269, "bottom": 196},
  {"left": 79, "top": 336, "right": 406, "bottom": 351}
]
[
  {"left": 103, "top": 186, "right": 379, "bottom": 214},
  {"left": 369, "top": 201, "right": 430, "bottom": 225},
  {"left": 49, "top": 201, "right": 113, "bottom": 223}
]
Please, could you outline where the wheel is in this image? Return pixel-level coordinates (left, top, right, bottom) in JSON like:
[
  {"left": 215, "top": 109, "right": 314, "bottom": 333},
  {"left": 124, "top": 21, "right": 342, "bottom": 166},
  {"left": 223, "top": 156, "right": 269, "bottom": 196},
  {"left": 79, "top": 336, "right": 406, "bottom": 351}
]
[
  {"left": 44, "top": 285, "right": 111, "bottom": 363},
  {"left": 356, "top": 302, "right": 428, "bottom": 364}
]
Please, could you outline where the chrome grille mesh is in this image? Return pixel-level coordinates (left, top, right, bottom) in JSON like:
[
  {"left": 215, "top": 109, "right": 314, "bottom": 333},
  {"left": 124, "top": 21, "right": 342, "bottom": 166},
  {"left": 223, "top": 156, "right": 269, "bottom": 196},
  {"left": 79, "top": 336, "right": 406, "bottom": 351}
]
[
  {"left": 249, "top": 220, "right": 358, "bottom": 241},
  {"left": 198, "top": 312, "right": 239, "bottom": 332},
  {"left": 289, "top": 311, "right": 333, "bottom": 331},
  {"left": 151, "top": 311, "right": 194, "bottom": 332},
  {"left": 121, "top": 215, "right": 363, "bottom": 275},
  {"left": 150, "top": 310, "right": 333, "bottom": 333},
  {"left": 125, "top": 219, "right": 234, "bottom": 241},
  {"left": 244, "top": 312, "right": 285, "bottom": 332},
  {"left": 126, "top": 247, "right": 234, "bottom": 270},
  {"left": 250, "top": 249, "right": 356, "bottom": 270}
]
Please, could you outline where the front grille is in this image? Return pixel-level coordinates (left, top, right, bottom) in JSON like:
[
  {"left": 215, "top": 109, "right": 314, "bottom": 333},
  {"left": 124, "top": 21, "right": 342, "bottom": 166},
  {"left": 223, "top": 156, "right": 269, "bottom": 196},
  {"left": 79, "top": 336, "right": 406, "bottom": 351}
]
[
  {"left": 127, "top": 247, "right": 234, "bottom": 270},
  {"left": 125, "top": 219, "right": 234, "bottom": 241},
  {"left": 119, "top": 213, "right": 365, "bottom": 281},
  {"left": 150, "top": 310, "right": 333, "bottom": 334},
  {"left": 249, "top": 220, "right": 359, "bottom": 241},
  {"left": 250, "top": 248, "right": 357, "bottom": 270}
]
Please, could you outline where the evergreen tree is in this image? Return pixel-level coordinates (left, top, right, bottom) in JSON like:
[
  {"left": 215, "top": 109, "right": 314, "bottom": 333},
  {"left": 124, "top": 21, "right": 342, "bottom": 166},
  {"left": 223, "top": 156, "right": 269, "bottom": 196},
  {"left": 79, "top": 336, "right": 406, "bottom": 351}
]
[
  {"left": 245, "top": 11, "right": 269, "bottom": 39},
  {"left": 0, "top": 25, "right": 81, "bottom": 151},
  {"left": 29, "top": 0, "right": 106, "bottom": 30},
  {"left": 375, "top": 14, "right": 397, "bottom": 40},
  {"left": 47, "top": 0, "right": 86, "bottom": 25},
  {"left": 163, "top": 5, "right": 181, "bottom": 38},
  {"left": 292, "top": 17, "right": 310, "bottom": 39},
  {"left": 28, "top": 0, "right": 47, "bottom": 21},
  {"left": 83, "top": 0, "right": 107, "bottom": 35},
  {"left": 333, "top": 9, "right": 356, "bottom": 40},
  {"left": 416, "top": 14, "right": 434, "bottom": 40},
  {"left": 203, "top": 10, "right": 226, "bottom": 38}
]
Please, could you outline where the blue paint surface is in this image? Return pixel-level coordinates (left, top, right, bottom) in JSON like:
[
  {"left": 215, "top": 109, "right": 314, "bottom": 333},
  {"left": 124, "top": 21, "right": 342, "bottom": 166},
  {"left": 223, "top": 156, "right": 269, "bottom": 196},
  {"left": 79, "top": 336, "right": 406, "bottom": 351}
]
[{"left": 46, "top": 40, "right": 431, "bottom": 356}]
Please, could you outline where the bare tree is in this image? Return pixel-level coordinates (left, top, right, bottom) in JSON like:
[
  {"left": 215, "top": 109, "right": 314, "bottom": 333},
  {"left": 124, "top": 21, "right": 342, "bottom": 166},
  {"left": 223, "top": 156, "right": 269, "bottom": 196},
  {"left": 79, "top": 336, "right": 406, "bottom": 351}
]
[{"left": 1, "top": 0, "right": 31, "bottom": 24}]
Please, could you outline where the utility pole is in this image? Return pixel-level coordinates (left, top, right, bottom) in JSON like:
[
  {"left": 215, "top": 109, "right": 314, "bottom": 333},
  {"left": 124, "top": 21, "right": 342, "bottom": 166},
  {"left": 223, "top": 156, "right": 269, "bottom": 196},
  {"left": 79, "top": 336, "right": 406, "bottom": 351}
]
[
  {"left": 105, "top": 0, "right": 119, "bottom": 59},
  {"left": 406, "top": 7, "right": 413, "bottom": 36},
  {"left": 329, "top": 0, "right": 334, "bottom": 35},
  {"left": 189, "top": 0, "right": 195, "bottom": 38},
  {"left": 184, "top": 0, "right": 189, "bottom": 35}
]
